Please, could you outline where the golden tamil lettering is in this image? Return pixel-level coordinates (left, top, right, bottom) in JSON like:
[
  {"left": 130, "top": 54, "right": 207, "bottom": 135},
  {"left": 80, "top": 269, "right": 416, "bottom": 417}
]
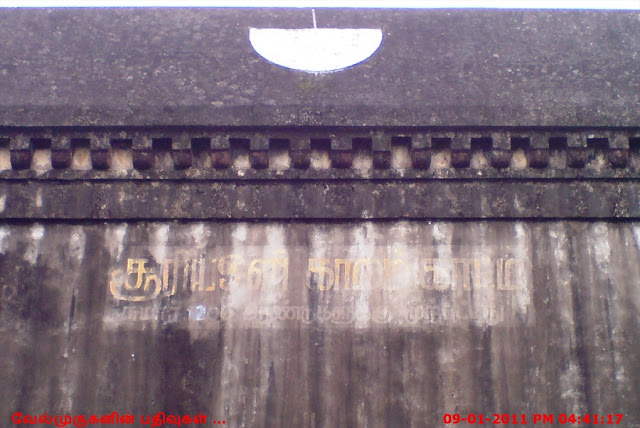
[
  {"left": 111, "top": 257, "right": 205, "bottom": 302},
  {"left": 308, "top": 256, "right": 409, "bottom": 291},
  {"left": 110, "top": 258, "right": 162, "bottom": 302},
  {"left": 190, "top": 258, "right": 206, "bottom": 292},
  {"left": 352, "top": 258, "right": 378, "bottom": 290},
  {"left": 109, "top": 251, "right": 524, "bottom": 302},
  {"left": 162, "top": 258, "right": 189, "bottom": 296},
  {"left": 110, "top": 251, "right": 294, "bottom": 301},
  {"left": 420, "top": 258, "right": 447, "bottom": 290},
  {"left": 215, "top": 255, "right": 240, "bottom": 290},
  {"left": 452, "top": 258, "right": 480, "bottom": 290},
  {"left": 308, "top": 258, "right": 360, "bottom": 291},
  {"left": 334, "top": 258, "right": 352, "bottom": 289},
  {"left": 247, "top": 250, "right": 289, "bottom": 291},
  {"left": 308, "top": 258, "right": 335, "bottom": 291},
  {"left": 496, "top": 257, "right": 523, "bottom": 290},
  {"left": 420, "top": 257, "right": 522, "bottom": 291}
]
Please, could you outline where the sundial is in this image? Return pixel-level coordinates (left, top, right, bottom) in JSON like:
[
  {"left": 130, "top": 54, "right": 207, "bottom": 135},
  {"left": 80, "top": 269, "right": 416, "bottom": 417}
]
[{"left": 249, "top": 9, "right": 383, "bottom": 73}]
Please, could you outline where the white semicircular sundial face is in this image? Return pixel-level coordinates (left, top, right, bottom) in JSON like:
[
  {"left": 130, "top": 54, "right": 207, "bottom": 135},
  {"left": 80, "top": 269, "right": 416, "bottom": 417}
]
[{"left": 249, "top": 10, "right": 383, "bottom": 74}]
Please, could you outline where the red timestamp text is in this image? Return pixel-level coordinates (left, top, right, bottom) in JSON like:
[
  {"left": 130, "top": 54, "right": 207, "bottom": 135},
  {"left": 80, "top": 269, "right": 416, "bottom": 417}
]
[{"left": 443, "top": 413, "right": 624, "bottom": 425}]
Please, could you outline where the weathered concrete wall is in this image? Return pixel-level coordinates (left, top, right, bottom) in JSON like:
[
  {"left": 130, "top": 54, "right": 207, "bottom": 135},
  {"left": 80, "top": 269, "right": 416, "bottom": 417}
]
[{"left": 1, "top": 221, "right": 638, "bottom": 426}]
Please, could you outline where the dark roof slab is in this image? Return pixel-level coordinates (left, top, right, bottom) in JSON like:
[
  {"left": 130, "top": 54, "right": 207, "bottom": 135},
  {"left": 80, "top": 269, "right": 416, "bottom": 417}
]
[{"left": 0, "top": 8, "right": 637, "bottom": 127}]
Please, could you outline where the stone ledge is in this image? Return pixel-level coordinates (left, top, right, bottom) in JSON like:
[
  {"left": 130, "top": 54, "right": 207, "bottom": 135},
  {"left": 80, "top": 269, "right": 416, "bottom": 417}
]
[{"left": 1, "top": 179, "right": 638, "bottom": 220}]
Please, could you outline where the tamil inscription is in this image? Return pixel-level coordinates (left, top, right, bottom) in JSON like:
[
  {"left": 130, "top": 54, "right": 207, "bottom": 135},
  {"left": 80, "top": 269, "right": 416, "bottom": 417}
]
[{"left": 104, "top": 222, "right": 534, "bottom": 328}]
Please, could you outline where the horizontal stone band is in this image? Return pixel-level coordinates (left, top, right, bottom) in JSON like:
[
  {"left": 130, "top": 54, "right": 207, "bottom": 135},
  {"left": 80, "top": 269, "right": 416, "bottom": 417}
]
[{"left": 0, "top": 128, "right": 638, "bottom": 173}]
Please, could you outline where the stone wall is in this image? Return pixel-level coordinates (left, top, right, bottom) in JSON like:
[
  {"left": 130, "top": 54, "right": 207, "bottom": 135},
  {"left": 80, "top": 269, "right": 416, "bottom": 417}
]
[
  {"left": 1, "top": 7, "right": 639, "bottom": 428},
  {"left": 1, "top": 221, "right": 639, "bottom": 426}
]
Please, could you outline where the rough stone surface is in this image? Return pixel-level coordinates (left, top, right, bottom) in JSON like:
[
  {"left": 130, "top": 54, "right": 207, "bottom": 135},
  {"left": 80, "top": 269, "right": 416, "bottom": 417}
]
[
  {"left": 0, "top": 9, "right": 637, "bottom": 127},
  {"left": 0, "top": 222, "right": 638, "bottom": 426},
  {"left": 0, "top": 179, "right": 639, "bottom": 220}
]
